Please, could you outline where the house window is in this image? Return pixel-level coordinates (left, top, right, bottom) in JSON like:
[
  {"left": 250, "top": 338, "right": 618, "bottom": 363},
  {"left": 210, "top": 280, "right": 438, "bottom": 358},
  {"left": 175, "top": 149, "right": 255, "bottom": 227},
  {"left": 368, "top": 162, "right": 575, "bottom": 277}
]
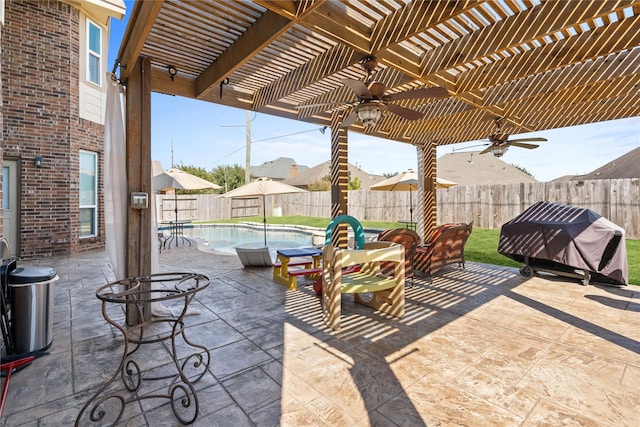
[
  {"left": 80, "top": 150, "right": 98, "bottom": 237},
  {"left": 87, "top": 19, "right": 101, "bottom": 86}
]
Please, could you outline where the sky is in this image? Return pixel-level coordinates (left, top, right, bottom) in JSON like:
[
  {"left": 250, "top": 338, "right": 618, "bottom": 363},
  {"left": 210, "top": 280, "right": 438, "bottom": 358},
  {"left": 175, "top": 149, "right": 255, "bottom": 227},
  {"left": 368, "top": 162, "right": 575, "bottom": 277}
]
[{"left": 108, "top": 4, "right": 639, "bottom": 183}]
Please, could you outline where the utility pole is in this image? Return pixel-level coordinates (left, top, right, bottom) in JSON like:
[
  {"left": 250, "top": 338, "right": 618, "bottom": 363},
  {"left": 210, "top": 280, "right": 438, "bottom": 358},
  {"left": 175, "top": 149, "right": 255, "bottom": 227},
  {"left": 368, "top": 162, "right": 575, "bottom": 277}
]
[
  {"left": 170, "top": 137, "right": 174, "bottom": 168},
  {"left": 221, "top": 111, "right": 254, "bottom": 184}
]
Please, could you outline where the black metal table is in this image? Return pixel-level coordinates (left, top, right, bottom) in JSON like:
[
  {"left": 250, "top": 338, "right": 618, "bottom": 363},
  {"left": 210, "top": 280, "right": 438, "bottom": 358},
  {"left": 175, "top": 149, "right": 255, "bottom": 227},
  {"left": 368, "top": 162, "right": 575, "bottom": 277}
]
[
  {"left": 161, "top": 220, "right": 192, "bottom": 248},
  {"left": 75, "top": 272, "right": 209, "bottom": 426},
  {"left": 398, "top": 219, "right": 417, "bottom": 231}
]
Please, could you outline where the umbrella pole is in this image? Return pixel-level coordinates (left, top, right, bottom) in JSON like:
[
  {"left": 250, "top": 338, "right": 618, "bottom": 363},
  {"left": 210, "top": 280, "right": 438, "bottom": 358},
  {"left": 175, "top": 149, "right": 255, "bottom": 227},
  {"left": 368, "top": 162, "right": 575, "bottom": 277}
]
[
  {"left": 263, "top": 194, "right": 267, "bottom": 247},
  {"left": 175, "top": 191, "right": 179, "bottom": 247},
  {"left": 174, "top": 191, "right": 179, "bottom": 223},
  {"left": 409, "top": 188, "right": 413, "bottom": 223}
]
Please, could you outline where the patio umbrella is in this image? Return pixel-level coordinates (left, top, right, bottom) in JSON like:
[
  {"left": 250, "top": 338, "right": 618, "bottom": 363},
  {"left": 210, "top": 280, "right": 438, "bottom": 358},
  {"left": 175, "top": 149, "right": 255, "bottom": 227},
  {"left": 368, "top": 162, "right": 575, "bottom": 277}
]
[
  {"left": 220, "top": 177, "right": 307, "bottom": 246},
  {"left": 436, "top": 177, "right": 458, "bottom": 188},
  {"left": 370, "top": 170, "right": 457, "bottom": 222},
  {"left": 153, "top": 168, "right": 222, "bottom": 223}
]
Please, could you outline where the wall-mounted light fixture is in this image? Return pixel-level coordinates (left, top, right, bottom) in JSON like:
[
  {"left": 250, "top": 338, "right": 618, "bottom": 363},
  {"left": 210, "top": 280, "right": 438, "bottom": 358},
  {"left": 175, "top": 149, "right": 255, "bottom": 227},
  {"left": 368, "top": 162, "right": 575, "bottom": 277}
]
[
  {"left": 34, "top": 156, "right": 43, "bottom": 168},
  {"left": 167, "top": 65, "right": 177, "bottom": 81},
  {"left": 219, "top": 77, "right": 230, "bottom": 97}
]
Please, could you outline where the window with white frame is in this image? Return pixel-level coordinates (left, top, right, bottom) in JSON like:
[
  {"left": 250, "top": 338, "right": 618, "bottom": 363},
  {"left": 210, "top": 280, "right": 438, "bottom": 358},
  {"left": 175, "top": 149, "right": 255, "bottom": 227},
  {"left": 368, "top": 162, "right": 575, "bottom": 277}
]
[
  {"left": 80, "top": 150, "right": 98, "bottom": 237},
  {"left": 87, "top": 19, "right": 102, "bottom": 86}
]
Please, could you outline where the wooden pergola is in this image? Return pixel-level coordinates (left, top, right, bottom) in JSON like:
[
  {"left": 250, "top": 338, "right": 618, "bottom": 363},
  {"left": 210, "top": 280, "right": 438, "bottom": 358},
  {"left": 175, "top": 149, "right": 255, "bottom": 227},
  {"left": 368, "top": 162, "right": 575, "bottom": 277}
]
[{"left": 116, "top": 0, "right": 640, "bottom": 281}]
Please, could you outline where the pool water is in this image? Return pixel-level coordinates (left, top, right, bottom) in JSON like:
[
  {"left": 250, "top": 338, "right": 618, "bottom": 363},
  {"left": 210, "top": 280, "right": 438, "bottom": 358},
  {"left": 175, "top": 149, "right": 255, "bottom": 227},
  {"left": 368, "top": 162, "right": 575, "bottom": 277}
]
[{"left": 184, "top": 224, "right": 315, "bottom": 254}]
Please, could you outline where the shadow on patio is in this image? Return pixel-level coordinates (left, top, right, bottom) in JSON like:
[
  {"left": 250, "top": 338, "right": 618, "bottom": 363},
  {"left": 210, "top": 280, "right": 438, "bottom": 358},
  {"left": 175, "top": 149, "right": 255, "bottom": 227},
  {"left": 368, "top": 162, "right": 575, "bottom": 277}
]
[{"left": 2, "top": 243, "right": 639, "bottom": 426}]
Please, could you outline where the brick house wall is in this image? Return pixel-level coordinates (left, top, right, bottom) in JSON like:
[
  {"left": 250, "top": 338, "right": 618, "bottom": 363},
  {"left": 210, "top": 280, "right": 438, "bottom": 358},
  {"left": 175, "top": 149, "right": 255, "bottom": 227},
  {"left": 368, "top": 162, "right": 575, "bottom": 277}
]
[{"left": 2, "top": 0, "right": 105, "bottom": 257}]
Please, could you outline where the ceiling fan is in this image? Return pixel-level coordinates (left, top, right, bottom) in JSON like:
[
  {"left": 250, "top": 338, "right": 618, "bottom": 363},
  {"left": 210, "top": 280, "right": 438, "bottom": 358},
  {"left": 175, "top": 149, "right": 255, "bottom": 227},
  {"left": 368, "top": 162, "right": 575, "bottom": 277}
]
[
  {"left": 479, "top": 117, "right": 547, "bottom": 157},
  {"left": 296, "top": 56, "right": 448, "bottom": 128}
]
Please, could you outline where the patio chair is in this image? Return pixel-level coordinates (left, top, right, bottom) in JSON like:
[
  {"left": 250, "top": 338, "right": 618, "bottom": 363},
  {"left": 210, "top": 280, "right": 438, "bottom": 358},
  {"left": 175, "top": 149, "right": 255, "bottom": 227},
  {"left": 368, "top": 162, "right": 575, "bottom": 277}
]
[
  {"left": 377, "top": 228, "right": 420, "bottom": 286},
  {"left": 322, "top": 241, "right": 405, "bottom": 330},
  {"left": 414, "top": 221, "right": 473, "bottom": 279}
]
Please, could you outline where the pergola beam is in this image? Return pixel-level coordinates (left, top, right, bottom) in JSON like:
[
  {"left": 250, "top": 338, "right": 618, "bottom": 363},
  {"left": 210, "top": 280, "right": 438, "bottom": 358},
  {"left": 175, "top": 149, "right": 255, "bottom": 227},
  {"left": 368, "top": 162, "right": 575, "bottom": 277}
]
[
  {"left": 117, "top": 1, "right": 164, "bottom": 83},
  {"left": 195, "top": 10, "right": 292, "bottom": 99}
]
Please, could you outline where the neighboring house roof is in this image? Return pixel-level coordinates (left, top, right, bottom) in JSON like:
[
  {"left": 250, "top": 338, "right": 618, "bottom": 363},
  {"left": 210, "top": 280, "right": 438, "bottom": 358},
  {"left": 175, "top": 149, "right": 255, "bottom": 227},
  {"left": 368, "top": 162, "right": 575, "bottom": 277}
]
[
  {"left": 554, "top": 145, "right": 640, "bottom": 181},
  {"left": 250, "top": 157, "right": 309, "bottom": 181},
  {"left": 437, "top": 152, "right": 538, "bottom": 185},
  {"left": 283, "top": 160, "right": 385, "bottom": 189}
]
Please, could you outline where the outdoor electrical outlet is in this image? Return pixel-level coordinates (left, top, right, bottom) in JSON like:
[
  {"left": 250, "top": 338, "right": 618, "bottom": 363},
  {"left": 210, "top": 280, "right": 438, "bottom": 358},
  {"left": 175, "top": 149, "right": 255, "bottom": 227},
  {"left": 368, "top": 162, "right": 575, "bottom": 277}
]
[{"left": 130, "top": 192, "right": 149, "bottom": 209}]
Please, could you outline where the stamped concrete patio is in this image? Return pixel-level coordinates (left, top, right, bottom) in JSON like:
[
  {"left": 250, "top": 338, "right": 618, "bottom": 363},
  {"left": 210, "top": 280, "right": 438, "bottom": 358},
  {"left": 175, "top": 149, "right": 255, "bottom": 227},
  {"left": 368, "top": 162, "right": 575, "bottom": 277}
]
[{"left": 2, "top": 242, "right": 639, "bottom": 426}]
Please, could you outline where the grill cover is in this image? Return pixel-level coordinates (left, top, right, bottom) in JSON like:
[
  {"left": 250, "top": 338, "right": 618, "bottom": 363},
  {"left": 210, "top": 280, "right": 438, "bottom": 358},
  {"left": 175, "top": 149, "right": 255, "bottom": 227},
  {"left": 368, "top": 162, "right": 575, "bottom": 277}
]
[{"left": 498, "top": 201, "right": 628, "bottom": 285}]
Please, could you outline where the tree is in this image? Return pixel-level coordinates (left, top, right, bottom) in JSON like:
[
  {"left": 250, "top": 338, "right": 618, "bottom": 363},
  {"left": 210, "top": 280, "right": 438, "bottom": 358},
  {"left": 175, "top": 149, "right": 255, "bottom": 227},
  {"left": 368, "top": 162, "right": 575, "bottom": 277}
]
[
  {"left": 383, "top": 172, "right": 399, "bottom": 178},
  {"left": 177, "top": 164, "right": 215, "bottom": 182},
  {"left": 307, "top": 179, "right": 331, "bottom": 191},
  {"left": 211, "top": 164, "right": 245, "bottom": 192},
  {"left": 175, "top": 163, "right": 245, "bottom": 193},
  {"left": 176, "top": 164, "right": 218, "bottom": 194},
  {"left": 348, "top": 175, "right": 361, "bottom": 190},
  {"left": 511, "top": 163, "right": 534, "bottom": 178},
  {"left": 307, "top": 174, "right": 331, "bottom": 191},
  {"left": 307, "top": 173, "right": 361, "bottom": 191}
]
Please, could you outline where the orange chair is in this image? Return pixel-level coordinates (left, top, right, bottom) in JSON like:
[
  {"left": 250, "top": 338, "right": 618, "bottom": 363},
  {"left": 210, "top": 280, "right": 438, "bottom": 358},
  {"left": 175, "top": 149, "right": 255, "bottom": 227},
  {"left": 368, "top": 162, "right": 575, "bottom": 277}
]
[
  {"left": 414, "top": 222, "right": 473, "bottom": 278},
  {"left": 377, "top": 228, "right": 420, "bottom": 286}
]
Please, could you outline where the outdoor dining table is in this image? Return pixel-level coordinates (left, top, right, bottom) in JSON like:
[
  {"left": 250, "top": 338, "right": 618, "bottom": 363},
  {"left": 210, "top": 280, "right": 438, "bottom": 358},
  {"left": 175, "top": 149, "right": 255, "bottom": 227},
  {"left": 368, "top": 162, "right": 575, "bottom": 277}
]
[
  {"left": 398, "top": 219, "right": 417, "bottom": 231},
  {"left": 273, "top": 247, "right": 323, "bottom": 290},
  {"left": 161, "top": 219, "right": 192, "bottom": 248}
]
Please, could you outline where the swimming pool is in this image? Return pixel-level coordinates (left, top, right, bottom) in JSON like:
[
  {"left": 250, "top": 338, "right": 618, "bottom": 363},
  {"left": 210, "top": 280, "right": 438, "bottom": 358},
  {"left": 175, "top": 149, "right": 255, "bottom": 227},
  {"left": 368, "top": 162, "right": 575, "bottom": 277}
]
[
  {"left": 183, "top": 223, "right": 319, "bottom": 254},
  {"left": 183, "top": 223, "right": 380, "bottom": 255}
]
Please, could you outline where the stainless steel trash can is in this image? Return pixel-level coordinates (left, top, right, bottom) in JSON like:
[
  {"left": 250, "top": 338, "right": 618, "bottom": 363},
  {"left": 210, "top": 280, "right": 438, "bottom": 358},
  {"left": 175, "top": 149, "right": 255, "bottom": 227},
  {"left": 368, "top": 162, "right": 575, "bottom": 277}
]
[{"left": 9, "top": 266, "right": 58, "bottom": 354}]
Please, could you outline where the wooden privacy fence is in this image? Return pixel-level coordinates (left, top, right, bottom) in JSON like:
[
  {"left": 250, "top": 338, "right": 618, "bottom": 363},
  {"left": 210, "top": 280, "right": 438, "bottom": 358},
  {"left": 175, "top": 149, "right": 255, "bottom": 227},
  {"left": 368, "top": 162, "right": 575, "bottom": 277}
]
[{"left": 155, "top": 178, "right": 640, "bottom": 239}]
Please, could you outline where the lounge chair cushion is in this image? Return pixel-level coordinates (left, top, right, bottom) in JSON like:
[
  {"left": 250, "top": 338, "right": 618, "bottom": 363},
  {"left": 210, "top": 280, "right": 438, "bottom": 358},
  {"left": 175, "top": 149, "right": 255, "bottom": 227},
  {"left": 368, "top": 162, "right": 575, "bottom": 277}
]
[
  {"left": 414, "top": 222, "right": 473, "bottom": 277},
  {"left": 236, "top": 247, "right": 273, "bottom": 267}
]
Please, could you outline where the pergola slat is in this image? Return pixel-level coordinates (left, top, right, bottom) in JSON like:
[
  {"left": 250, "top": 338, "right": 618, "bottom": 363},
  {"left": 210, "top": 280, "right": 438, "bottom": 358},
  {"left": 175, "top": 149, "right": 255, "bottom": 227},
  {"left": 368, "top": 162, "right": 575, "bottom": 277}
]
[{"left": 115, "top": 0, "right": 640, "bottom": 285}]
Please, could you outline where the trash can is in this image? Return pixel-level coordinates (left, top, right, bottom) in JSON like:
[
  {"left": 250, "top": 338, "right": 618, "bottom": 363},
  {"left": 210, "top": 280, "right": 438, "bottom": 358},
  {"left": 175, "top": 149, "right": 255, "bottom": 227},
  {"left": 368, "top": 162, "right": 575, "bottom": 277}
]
[{"left": 9, "top": 266, "right": 58, "bottom": 354}]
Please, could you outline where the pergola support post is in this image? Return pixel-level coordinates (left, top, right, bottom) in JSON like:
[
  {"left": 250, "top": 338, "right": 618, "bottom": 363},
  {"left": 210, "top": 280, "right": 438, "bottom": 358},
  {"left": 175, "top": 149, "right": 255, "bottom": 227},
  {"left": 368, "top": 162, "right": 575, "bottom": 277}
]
[
  {"left": 125, "top": 56, "right": 153, "bottom": 325},
  {"left": 417, "top": 143, "right": 437, "bottom": 243},
  {"left": 329, "top": 113, "right": 349, "bottom": 248}
]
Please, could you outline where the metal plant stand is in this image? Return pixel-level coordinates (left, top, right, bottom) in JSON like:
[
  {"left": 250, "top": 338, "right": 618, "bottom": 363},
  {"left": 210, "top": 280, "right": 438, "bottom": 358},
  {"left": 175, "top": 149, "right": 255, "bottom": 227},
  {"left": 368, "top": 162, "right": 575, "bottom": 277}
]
[{"left": 75, "top": 273, "right": 210, "bottom": 426}]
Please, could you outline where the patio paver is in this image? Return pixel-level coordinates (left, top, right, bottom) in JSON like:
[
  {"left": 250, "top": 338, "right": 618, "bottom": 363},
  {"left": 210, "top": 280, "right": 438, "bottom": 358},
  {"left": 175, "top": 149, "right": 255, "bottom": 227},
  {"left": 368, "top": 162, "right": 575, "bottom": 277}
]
[{"left": 1, "top": 242, "right": 639, "bottom": 426}]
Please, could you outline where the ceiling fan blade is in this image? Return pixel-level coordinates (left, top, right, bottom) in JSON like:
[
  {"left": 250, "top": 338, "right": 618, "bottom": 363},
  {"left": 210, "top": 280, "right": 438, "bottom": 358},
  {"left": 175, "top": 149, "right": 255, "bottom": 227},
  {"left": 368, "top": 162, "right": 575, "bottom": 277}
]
[
  {"left": 508, "top": 137, "right": 547, "bottom": 143},
  {"left": 342, "top": 79, "right": 372, "bottom": 100},
  {"left": 386, "top": 103, "right": 423, "bottom": 121},
  {"left": 479, "top": 145, "right": 495, "bottom": 155},
  {"left": 339, "top": 110, "right": 358, "bottom": 128},
  {"left": 509, "top": 141, "right": 539, "bottom": 149},
  {"left": 295, "top": 101, "right": 355, "bottom": 110},
  {"left": 386, "top": 86, "right": 449, "bottom": 101}
]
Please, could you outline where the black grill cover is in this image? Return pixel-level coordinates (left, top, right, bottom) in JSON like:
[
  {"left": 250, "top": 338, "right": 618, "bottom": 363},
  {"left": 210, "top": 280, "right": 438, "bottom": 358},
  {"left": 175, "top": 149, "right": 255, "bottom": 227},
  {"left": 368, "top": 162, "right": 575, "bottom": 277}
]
[{"left": 498, "top": 201, "right": 628, "bottom": 285}]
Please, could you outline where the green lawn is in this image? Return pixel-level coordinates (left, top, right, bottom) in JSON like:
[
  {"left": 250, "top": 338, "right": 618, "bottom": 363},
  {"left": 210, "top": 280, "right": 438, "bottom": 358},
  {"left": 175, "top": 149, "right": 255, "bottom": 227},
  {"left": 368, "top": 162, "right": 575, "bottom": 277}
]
[{"left": 200, "top": 216, "right": 639, "bottom": 286}]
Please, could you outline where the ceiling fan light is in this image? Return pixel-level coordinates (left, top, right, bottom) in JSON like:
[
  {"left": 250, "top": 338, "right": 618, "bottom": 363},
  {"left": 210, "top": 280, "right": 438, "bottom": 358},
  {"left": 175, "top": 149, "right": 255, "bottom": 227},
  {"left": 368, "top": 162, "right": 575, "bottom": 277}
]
[
  {"left": 491, "top": 145, "right": 508, "bottom": 157},
  {"left": 357, "top": 103, "right": 382, "bottom": 127}
]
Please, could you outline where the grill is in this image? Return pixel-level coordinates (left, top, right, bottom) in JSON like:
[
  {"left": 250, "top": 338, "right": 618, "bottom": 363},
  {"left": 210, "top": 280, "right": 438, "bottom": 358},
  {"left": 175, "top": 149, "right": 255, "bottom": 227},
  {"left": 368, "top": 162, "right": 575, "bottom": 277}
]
[{"left": 498, "top": 201, "right": 628, "bottom": 286}]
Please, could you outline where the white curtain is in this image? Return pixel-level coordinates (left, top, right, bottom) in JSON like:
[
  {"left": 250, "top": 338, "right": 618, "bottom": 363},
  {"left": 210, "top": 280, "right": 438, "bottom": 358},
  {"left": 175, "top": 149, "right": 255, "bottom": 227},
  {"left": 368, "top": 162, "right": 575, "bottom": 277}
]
[
  {"left": 104, "top": 74, "right": 193, "bottom": 318},
  {"left": 104, "top": 74, "right": 127, "bottom": 280}
]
